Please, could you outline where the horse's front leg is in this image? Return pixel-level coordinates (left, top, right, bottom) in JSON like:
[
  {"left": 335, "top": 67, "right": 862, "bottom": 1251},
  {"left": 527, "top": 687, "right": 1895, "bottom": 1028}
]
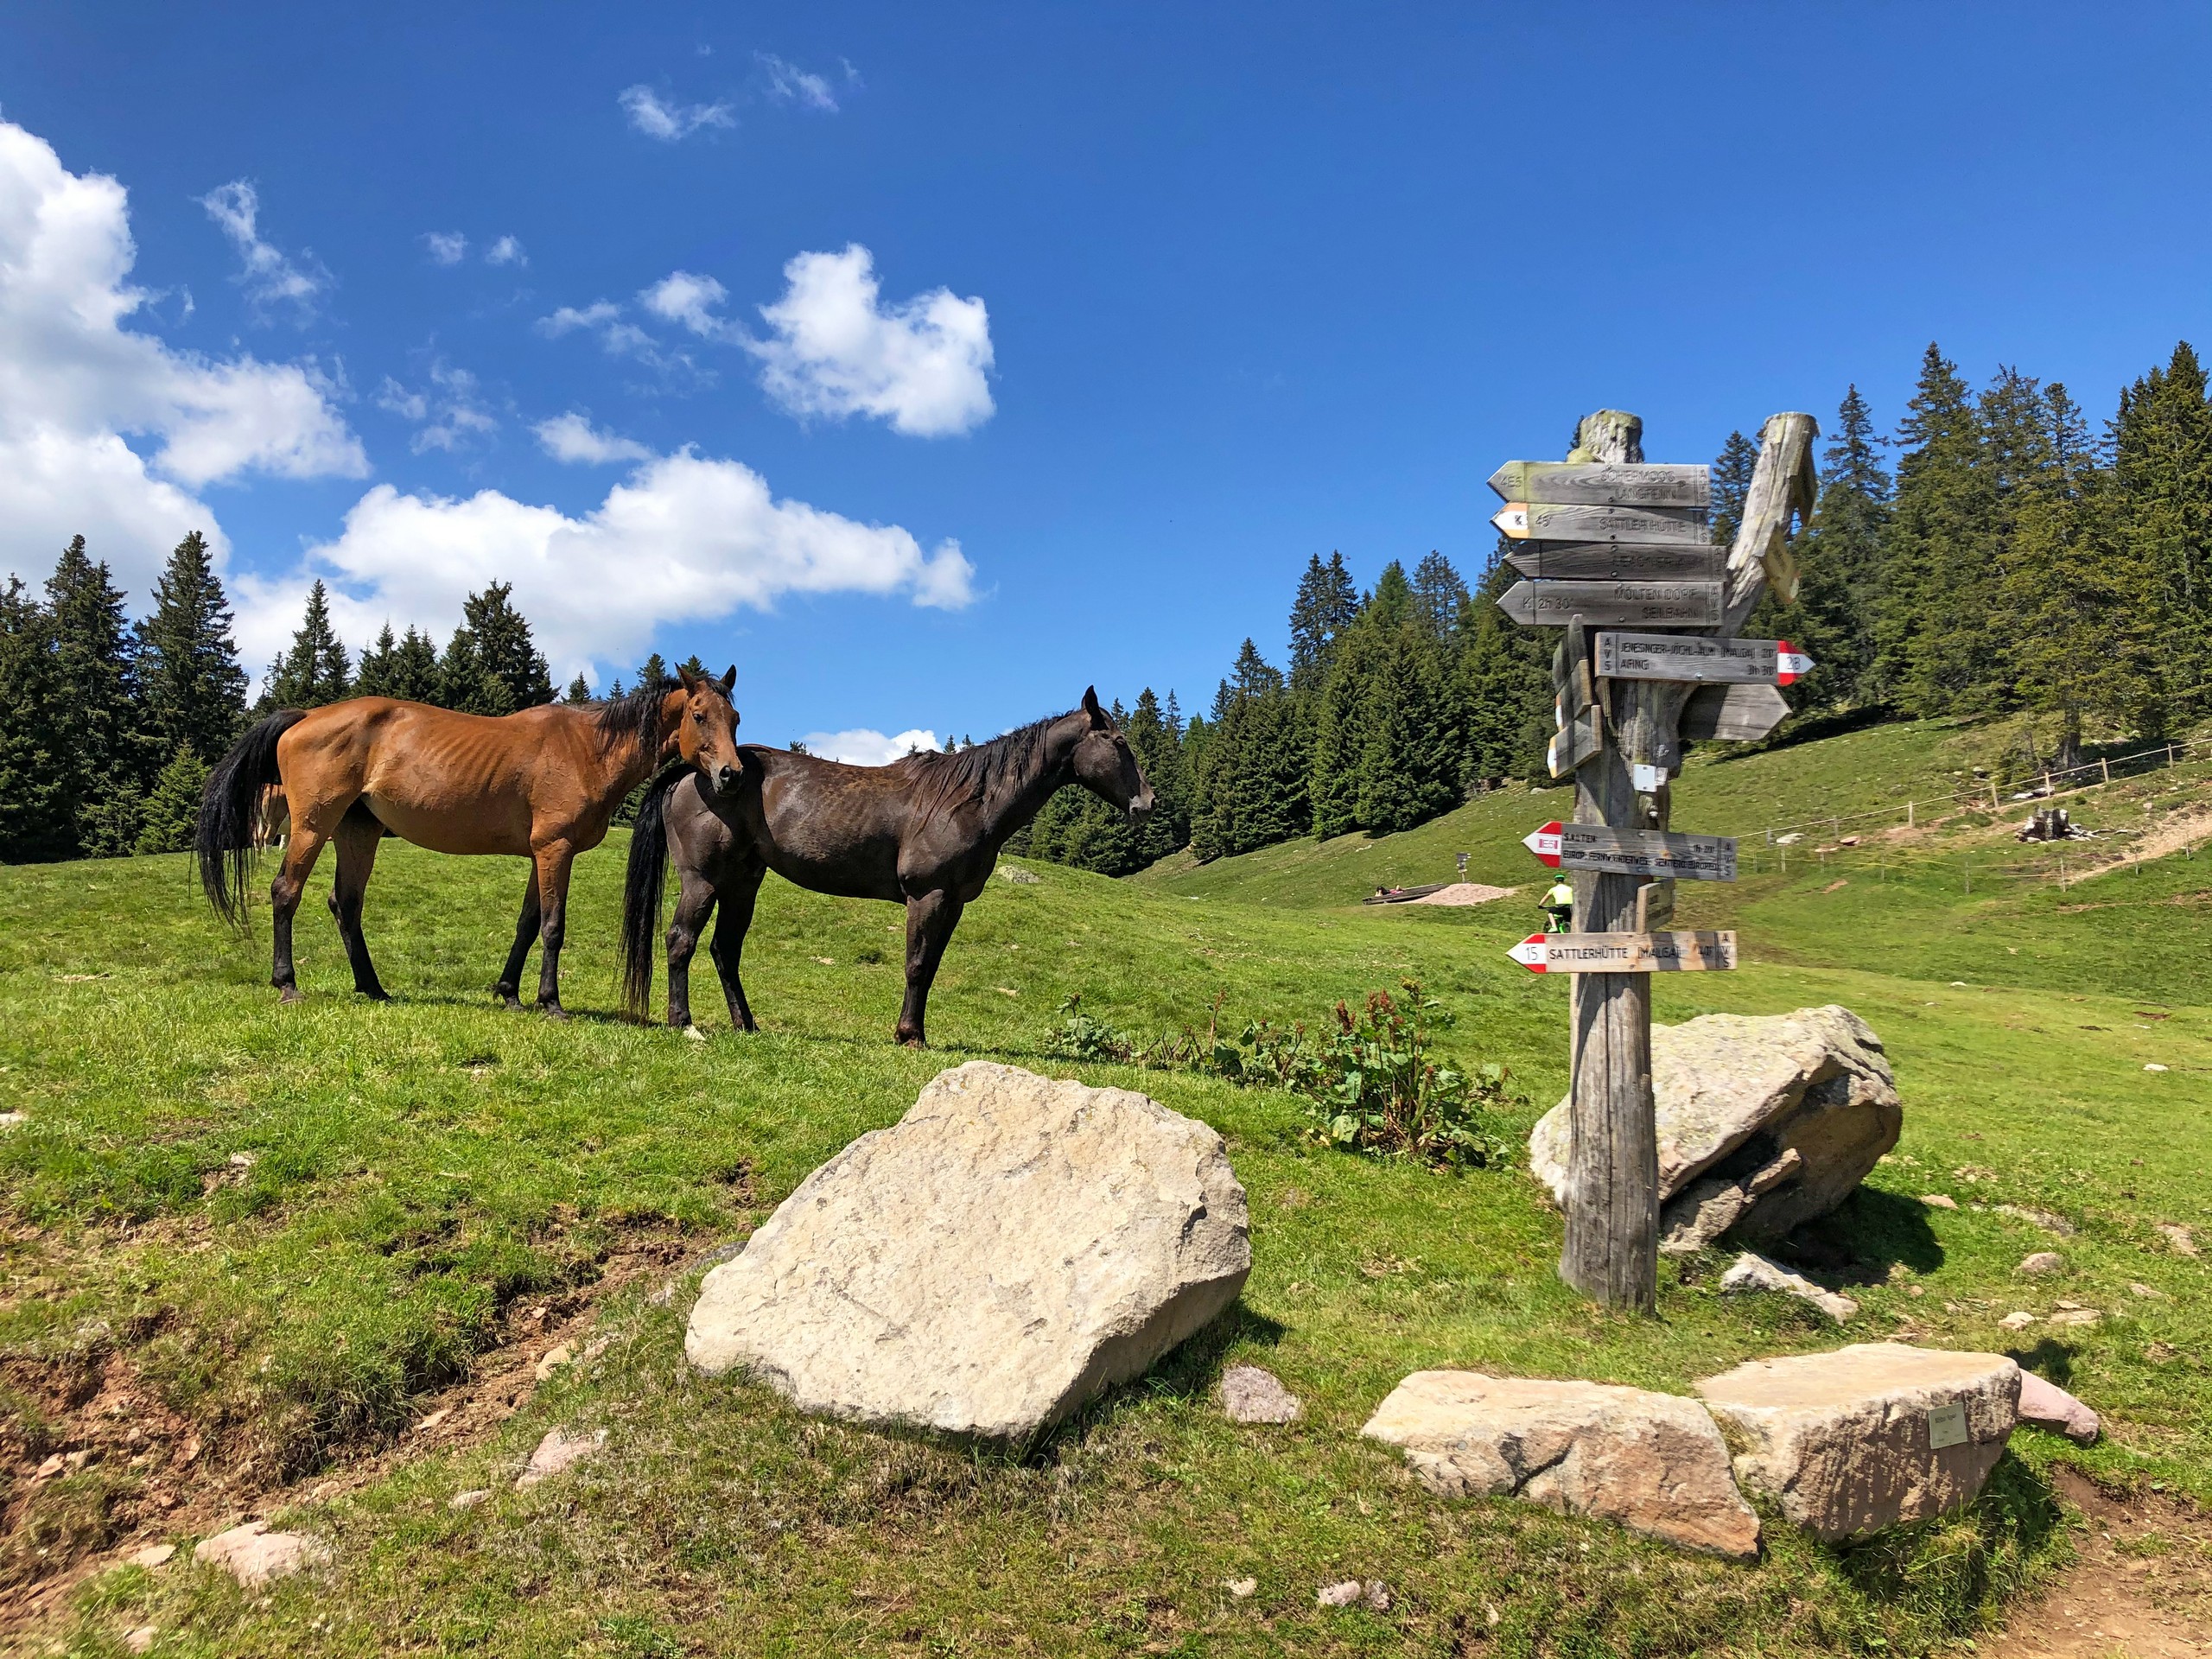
[
  {"left": 665, "top": 872, "right": 715, "bottom": 1031},
  {"left": 707, "top": 857, "right": 766, "bottom": 1033},
  {"left": 895, "top": 887, "right": 963, "bottom": 1047},
  {"left": 494, "top": 861, "right": 541, "bottom": 1010},
  {"left": 532, "top": 841, "right": 576, "bottom": 1020}
]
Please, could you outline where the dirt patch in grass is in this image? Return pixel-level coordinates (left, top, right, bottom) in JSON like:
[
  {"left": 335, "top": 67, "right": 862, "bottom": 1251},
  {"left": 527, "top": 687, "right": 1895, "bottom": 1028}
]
[{"left": 1988, "top": 1465, "right": 2212, "bottom": 1656}]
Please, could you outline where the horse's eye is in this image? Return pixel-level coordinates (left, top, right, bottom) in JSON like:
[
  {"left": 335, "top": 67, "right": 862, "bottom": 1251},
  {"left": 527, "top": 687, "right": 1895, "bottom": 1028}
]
[{"left": 693, "top": 710, "right": 705, "bottom": 725}]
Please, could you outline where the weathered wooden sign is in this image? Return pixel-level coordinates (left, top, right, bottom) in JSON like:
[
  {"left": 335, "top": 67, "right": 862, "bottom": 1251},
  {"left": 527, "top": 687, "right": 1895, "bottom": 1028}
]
[
  {"left": 1547, "top": 617, "right": 1603, "bottom": 776},
  {"left": 1487, "top": 461, "right": 1711, "bottom": 509},
  {"left": 1491, "top": 502, "right": 1710, "bottom": 545},
  {"left": 1598, "top": 632, "right": 1779, "bottom": 683},
  {"left": 1506, "top": 543, "right": 1725, "bottom": 582},
  {"left": 1499, "top": 580, "right": 1723, "bottom": 627},
  {"left": 1548, "top": 715, "right": 1603, "bottom": 778},
  {"left": 1522, "top": 821, "right": 1738, "bottom": 881},
  {"left": 1506, "top": 931, "right": 1738, "bottom": 974},
  {"left": 1681, "top": 682, "right": 1790, "bottom": 742},
  {"left": 1634, "top": 878, "right": 1675, "bottom": 931},
  {"left": 1777, "top": 641, "right": 1815, "bottom": 686}
]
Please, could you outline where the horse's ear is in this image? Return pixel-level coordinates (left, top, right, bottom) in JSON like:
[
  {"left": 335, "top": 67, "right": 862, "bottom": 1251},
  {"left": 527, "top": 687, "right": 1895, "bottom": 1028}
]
[
  {"left": 719, "top": 664, "right": 736, "bottom": 696},
  {"left": 1082, "top": 684, "right": 1103, "bottom": 723},
  {"left": 677, "top": 664, "right": 700, "bottom": 692}
]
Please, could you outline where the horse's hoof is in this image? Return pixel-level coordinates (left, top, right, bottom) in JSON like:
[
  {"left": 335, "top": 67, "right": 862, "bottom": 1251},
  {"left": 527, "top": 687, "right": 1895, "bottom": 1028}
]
[
  {"left": 359, "top": 988, "right": 390, "bottom": 1002},
  {"left": 897, "top": 1035, "right": 926, "bottom": 1050},
  {"left": 538, "top": 1004, "right": 570, "bottom": 1023},
  {"left": 497, "top": 995, "right": 524, "bottom": 1012},
  {"left": 277, "top": 986, "right": 303, "bottom": 1005}
]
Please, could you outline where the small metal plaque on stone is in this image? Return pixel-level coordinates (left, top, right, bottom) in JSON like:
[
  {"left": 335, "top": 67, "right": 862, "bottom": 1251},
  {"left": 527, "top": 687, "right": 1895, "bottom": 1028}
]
[{"left": 1926, "top": 1402, "right": 1968, "bottom": 1450}]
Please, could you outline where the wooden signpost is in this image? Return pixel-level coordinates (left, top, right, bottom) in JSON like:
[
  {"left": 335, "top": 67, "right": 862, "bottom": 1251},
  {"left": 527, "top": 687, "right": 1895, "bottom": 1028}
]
[
  {"left": 1498, "top": 580, "right": 1723, "bottom": 628},
  {"left": 1507, "top": 931, "right": 1738, "bottom": 974},
  {"left": 1598, "top": 632, "right": 1778, "bottom": 684},
  {"left": 1522, "top": 821, "right": 1738, "bottom": 882},
  {"left": 1492, "top": 406, "right": 1817, "bottom": 1314}
]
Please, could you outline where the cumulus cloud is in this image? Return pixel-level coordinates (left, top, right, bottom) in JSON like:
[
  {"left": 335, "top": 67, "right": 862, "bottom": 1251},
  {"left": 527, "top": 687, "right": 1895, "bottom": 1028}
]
[
  {"left": 799, "top": 728, "right": 938, "bottom": 766},
  {"left": 0, "top": 119, "right": 365, "bottom": 597},
  {"left": 423, "top": 231, "right": 467, "bottom": 265},
  {"left": 537, "top": 294, "right": 702, "bottom": 381},
  {"left": 620, "top": 85, "right": 734, "bottom": 141},
  {"left": 640, "top": 270, "right": 731, "bottom": 337},
  {"left": 376, "top": 361, "right": 497, "bottom": 454},
  {"left": 199, "top": 180, "right": 330, "bottom": 324},
  {"left": 757, "top": 53, "right": 840, "bottom": 111},
  {"left": 537, "top": 301, "right": 622, "bottom": 338},
  {"left": 533, "top": 411, "right": 651, "bottom": 465},
  {"left": 747, "top": 245, "right": 993, "bottom": 436},
  {"left": 485, "top": 234, "right": 526, "bottom": 268},
  {"left": 230, "top": 448, "right": 976, "bottom": 676}
]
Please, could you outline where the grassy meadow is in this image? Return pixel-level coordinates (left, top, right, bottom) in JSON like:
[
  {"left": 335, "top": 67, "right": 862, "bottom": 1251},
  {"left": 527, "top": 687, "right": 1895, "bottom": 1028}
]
[{"left": 3, "top": 715, "right": 2209, "bottom": 1656}]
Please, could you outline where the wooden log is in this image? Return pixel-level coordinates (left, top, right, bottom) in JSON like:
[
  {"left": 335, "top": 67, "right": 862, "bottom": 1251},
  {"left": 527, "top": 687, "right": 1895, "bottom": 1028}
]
[
  {"left": 1720, "top": 412, "right": 1819, "bottom": 632},
  {"left": 1499, "top": 580, "right": 1722, "bottom": 627},
  {"left": 1547, "top": 617, "right": 1602, "bottom": 776},
  {"left": 1506, "top": 543, "right": 1726, "bottom": 582},
  {"left": 1598, "top": 632, "right": 1778, "bottom": 683},
  {"left": 1494, "top": 502, "right": 1711, "bottom": 545},
  {"left": 1681, "top": 682, "right": 1790, "bottom": 741},
  {"left": 1487, "top": 461, "right": 1711, "bottom": 508}
]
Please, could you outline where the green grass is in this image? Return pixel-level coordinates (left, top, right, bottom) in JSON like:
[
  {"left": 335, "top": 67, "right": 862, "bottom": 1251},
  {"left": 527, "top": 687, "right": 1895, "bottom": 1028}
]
[{"left": 3, "top": 721, "right": 2209, "bottom": 1656}]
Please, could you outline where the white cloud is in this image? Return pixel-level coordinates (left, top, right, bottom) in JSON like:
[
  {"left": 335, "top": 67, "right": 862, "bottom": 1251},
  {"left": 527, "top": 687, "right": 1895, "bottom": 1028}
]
[
  {"left": 0, "top": 119, "right": 365, "bottom": 598},
  {"left": 537, "top": 301, "right": 621, "bottom": 337},
  {"left": 758, "top": 53, "right": 839, "bottom": 111},
  {"left": 423, "top": 230, "right": 467, "bottom": 265},
  {"left": 640, "top": 270, "right": 730, "bottom": 337},
  {"left": 199, "top": 180, "right": 330, "bottom": 324},
  {"left": 747, "top": 245, "right": 993, "bottom": 436},
  {"left": 534, "top": 411, "right": 651, "bottom": 465},
  {"left": 536, "top": 296, "right": 701, "bottom": 380},
  {"left": 619, "top": 85, "right": 734, "bottom": 142},
  {"left": 800, "top": 728, "right": 938, "bottom": 766},
  {"left": 376, "top": 360, "right": 497, "bottom": 454},
  {"left": 485, "top": 234, "right": 526, "bottom": 268},
  {"left": 231, "top": 448, "right": 976, "bottom": 676}
]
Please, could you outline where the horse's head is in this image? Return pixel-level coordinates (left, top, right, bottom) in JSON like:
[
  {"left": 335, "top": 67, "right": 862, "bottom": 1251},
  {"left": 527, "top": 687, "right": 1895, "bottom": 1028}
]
[
  {"left": 1069, "top": 686, "right": 1154, "bottom": 822},
  {"left": 666, "top": 664, "right": 742, "bottom": 794}
]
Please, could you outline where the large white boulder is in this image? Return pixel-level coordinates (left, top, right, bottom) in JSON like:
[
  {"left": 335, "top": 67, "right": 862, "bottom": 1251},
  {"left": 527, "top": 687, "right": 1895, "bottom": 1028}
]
[
  {"left": 1695, "top": 1343, "right": 2018, "bottom": 1540},
  {"left": 1362, "top": 1371, "right": 1759, "bottom": 1559},
  {"left": 1529, "top": 1005, "right": 1901, "bottom": 1250},
  {"left": 687, "top": 1062, "right": 1250, "bottom": 1442}
]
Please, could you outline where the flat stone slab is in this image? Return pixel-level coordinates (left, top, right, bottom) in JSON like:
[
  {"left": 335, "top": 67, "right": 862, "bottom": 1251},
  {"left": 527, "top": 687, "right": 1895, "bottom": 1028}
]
[
  {"left": 193, "top": 1521, "right": 329, "bottom": 1586},
  {"left": 688, "top": 1062, "right": 1250, "bottom": 1442},
  {"left": 1363, "top": 1370, "right": 1759, "bottom": 1559},
  {"left": 1696, "top": 1343, "right": 2018, "bottom": 1540},
  {"left": 1221, "top": 1364, "right": 1301, "bottom": 1424}
]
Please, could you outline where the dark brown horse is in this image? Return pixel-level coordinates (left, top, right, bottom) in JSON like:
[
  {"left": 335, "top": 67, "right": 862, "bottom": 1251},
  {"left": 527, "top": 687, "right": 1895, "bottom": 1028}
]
[
  {"left": 198, "top": 666, "right": 741, "bottom": 1015},
  {"left": 620, "top": 688, "right": 1153, "bottom": 1046}
]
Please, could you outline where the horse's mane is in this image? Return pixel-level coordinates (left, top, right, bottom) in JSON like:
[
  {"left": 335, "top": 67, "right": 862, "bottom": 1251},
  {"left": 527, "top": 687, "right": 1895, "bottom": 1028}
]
[
  {"left": 592, "top": 680, "right": 671, "bottom": 760},
  {"left": 891, "top": 713, "right": 1064, "bottom": 816}
]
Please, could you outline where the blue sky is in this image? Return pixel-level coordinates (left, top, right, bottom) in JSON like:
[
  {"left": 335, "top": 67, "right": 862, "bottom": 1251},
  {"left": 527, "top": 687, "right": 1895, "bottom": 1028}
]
[{"left": 3, "top": 3, "right": 2209, "bottom": 759}]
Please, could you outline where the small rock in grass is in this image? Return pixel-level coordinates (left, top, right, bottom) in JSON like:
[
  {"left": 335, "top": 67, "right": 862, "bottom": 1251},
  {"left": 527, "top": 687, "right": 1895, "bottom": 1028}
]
[
  {"left": 534, "top": 1344, "right": 574, "bottom": 1381},
  {"left": 514, "top": 1427, "right": 606, "bottom": 1490},
  {"left": 2048, "top": 1308, "right": 2101, "bottom": 1327},
  {"left": 1995, "top": 1204, "right": 2075, "bottom": 1236},
  {"left": 193, "top": 1522, "right": 330, "bottom": 1587},
  {"left": 1220, "top": 1365, "right": 1301, "bottom": 1425},
  {"left": 683, "top": 1026, "right": 708, "bottom": 1043},
  {"left": 1318, "top": 1580, "right": 1363, "bottom": 1608},
  {"left": 127, "top": 1542, "right": 175, "bottom": 1568},
  {"left": 998, "top": 865, "right": 1040, "bottom": 885},
  {"left": 2018, "top": 1373, "right": 2100, "bottom": 1444},
  {"left": 2018, "top": 1251, "right": 2065, "bottom": 1277},
  {"left": 412, "top": 1408, "right": 452, "bottom": 1433},
  {"left": 33, "top": 1453, "right": 63, "bottom": 1480},
  {"left": 1921, "top": 1193, "right": 1957, "bottom": 1211},
  {"left": 2145, "top": 1063, "right": 2169, "bottom": 1072},
  {"left": 123, "top": 1628, "right": 156, "bottom": 1655},
  {"left": 448, "top": 1489, "right": 491, "bottom": 1511},
  {"left": 0, "top": 1111, "right": 25, "bottom": 1130},
  {"left": 2158, "top": 1224, "right": 2197, "bottom": 1256},
  {"left": 2129, "top": 1282, "right": 2164, "bottom": 1300},
  {"left": 1719, "top": 1251, "right": 1858, "bottom": 1321},
  {"left": 1363, "top": 1580, "right": 1392, "bottom": 1611},
  {"left": 1225, "top": 1577, "right": 1257, "bottom": 1599},
  {"left": 1999, "top": 1312, "right": 2037, "bottom": 1332}
]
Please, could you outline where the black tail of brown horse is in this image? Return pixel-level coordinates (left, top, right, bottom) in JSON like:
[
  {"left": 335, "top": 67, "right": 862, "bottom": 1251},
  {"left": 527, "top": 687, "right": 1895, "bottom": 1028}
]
[
  {"left": 196, "top": 709, "right": 304, "bottom": 931},
  {"left": 619, "top": 762, "right": 686, "bottom": 1017}
]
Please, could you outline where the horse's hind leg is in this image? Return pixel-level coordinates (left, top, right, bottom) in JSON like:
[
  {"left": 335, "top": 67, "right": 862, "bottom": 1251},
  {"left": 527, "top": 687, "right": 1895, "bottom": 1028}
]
[
  {"left": 706, "top": 858, "right": 765, "bottom": 1033},
  {"left": 269, "top": 826, "right": 332, "bottom": 1003},
  {"left": 493, "top": 863, "right": 541, "bottom": 1011},
  {"left": 327, "top": 806, "right": 389, "bottom": 1001},
  {"left": 664, "top": 872, "right": 715, "bottom": 1031},
  {"left": 894, "top": 888, "right": 963, "bottom": 1047}
]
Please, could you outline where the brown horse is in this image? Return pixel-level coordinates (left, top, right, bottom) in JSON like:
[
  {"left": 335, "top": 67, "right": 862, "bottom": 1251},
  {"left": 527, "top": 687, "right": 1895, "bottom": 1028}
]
[
  {"left": 620, "top": 688, "right": 1153, "bottom": 1046},
  {"left": 198, "top": 666, "right": 741, "bottom": 1015}
]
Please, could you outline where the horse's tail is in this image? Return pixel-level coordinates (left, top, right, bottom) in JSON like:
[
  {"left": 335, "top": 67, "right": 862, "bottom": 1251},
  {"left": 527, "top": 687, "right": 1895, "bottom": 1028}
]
[
  {"left": 619, "top": 762, "right": 686, "bottom": 1020},
  {"left": 196, "top": 709, "right": 304, "bottom": 931}
]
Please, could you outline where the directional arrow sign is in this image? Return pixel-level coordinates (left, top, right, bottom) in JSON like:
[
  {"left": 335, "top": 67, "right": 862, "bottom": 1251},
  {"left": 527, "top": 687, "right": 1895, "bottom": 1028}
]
[
  {"left": 1507, "top": 931, "right": 1738, "bottom": 974},
  {"left": 1598, "top": 632, "right": 1779, "bottom": 684},
  {"left": 1548, "top": 713, "right": 1603, "bottom": 778},
  {"left": 1492, "top": 502, "right": 1711, "bottom": 546},
  {"left": 1777, "top": 640, "right": 1815, "bottom": 686},
  {"left": 1498, "top": 580, "right": 1723, "bottom": 627},
  {"left": 1489, "top": 461, "right": 1710, "bottom": 509},
  {"left": 1522, "top": 821, "right": 1737, "bottom": 881},
  {"left": 1681, "top": 682, "right": 1790, "bottom": 742},
  {"left": 1506, "top": 543, "right": 1726, "bottom": 582}
]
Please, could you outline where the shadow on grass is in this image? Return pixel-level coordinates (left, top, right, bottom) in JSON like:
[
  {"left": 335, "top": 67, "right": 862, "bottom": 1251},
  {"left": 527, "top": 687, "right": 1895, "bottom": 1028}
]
[
  {"left": 1778, "top": 1187, "right": 1944, "bottom": 1287},
  {"left": 2005, "top": 1338, "right": 2079, "bottom": 1389},
  {"left": 1032, "top": 1298, "right": 1291, "bottom": 1466},
  {"left": 1827, "top": 1452, "right": 2066, "bottom": 1630}
]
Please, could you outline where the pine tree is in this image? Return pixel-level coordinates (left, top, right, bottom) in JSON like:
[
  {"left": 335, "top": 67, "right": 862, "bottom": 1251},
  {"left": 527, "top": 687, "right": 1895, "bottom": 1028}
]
[
  {"left": 135, "top": 743, "right": 211, "bottom": 855},
  {"left": 389, "top": 626, "right": 442, "bottom": 704},
  {"left": 1354, "top": 620, "right": 1458, "bottom": 833},
  {"left": 1287, "top": 551, "right": 1359, "bottom": 690},
  {"left": 1307, "top": 622, "right": 1378, "bottom": 839},
  {"left": 263, "top": 579, "right": 353, "bottom": 709},
  {"left": 1190, "top": 644, "right": 1307, "bottom": 860},
  {"left": 0, "top": 577, "right": 70, "bottom": 862},
  {"left": 1711, "top": 431, "right": 1762, "bottom": 548},
  {"left": 462, "top": 582, "right": 556, "bottom": 710},
  {"left": 1408, "top": 550, "right": 1469, "bottom": 650},
  {"left": 2110, "top": 341, "right": 2212, "bottom": 729},
  {"left": 1873, "top": 345, "right": 1992, "bottom": 714},
  {"left": 136, "top": 531, "right": 246, "bottom": 766},
  {"left": 634, "top": 652, "right": 670, "bottom": 690},
  {"left": 1125, "top": 687, "right": 1190, "bottom": 864},
  {"left": 1768, "top": 386, "right": 1891, "bottom": 709},
  {"left": 437, "top": 625, "right": 512, "bottom": 715},
  {"left": 1456, "top": 547, "right": 1554, "bottom": 785},
  {"left": 45, "top": 536, "right": 142, "bottom": 850},
  {"left": 565, "top": 673, "right": 593, "bottom": 703},
  {"left": 353, "top": 624, "right": 401, "bottom": 698}
]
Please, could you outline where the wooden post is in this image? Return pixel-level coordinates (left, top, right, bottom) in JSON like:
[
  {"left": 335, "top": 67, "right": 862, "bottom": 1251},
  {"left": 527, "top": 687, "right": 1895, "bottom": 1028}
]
[{"left": 2101, "top": 757, "right": 2111, "bottom": 785}]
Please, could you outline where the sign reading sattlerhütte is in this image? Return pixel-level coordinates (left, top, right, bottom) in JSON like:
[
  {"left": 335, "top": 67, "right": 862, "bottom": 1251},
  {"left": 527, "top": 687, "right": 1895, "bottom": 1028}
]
[{"left": 1506, "top": 931, "right": 1738, "bottom": 974}]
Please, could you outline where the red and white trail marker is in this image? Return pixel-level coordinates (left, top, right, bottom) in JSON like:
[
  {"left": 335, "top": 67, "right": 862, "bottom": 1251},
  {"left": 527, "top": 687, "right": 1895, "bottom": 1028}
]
[
  {"left": 1777, "top": 640, "right": 1815, "bottom": 686},
  {"left": 1523, "top": 823, "right": 1565, "bottom": 866},
  {"left": 1509, "top": 933, "right": 1552, "bottom": 971}
]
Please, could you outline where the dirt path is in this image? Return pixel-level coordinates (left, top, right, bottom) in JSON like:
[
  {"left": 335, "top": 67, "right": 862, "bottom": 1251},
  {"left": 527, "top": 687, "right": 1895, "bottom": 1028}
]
[{"left": 1989, "top": 1467, "right": 2212, "bottom": 1657}]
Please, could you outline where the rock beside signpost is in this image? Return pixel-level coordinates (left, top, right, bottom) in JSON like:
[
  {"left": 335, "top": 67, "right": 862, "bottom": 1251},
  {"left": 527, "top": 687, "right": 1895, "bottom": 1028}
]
[
  {"left": 1529, "top": 1006, "right": 1901, "bottom": 1250},
  {"left": 1362, "top": 1371, "right": 1759, "bottom": 1559},
  {"left": 686, "top": 1062, "right": 1250, "bottom": 1442},
  {"left": 1695, "top": 1344, "right": 2018, "bottom": 1540}
]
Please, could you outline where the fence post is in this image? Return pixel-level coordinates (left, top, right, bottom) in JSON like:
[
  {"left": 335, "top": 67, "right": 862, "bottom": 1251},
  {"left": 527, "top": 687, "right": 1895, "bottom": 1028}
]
[
  {"left": 2101, "top": 757, "right": 2111, "bottom": 785},
  {"left": 1989, "top": 781, "right": 1999, "bottom": 810},
  {"left": 1908, "top": 801, "right": 1915, "bottom": 828}
]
